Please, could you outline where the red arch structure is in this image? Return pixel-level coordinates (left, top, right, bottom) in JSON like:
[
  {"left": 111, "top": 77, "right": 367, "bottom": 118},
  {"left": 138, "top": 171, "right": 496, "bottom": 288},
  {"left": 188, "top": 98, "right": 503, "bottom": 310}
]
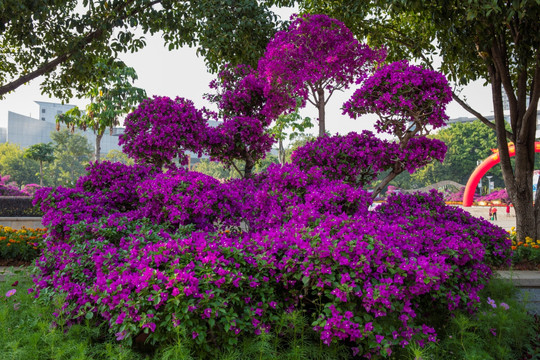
[{"left": 463, "top": 142, "right": 540, "bottom": 206}]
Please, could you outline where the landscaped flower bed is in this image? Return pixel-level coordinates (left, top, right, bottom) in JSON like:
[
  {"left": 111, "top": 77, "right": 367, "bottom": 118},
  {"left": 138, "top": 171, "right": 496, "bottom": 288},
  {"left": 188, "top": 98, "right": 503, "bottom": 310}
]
[{"left": 0, "top": 226, "right": 46, "bottom": 265}]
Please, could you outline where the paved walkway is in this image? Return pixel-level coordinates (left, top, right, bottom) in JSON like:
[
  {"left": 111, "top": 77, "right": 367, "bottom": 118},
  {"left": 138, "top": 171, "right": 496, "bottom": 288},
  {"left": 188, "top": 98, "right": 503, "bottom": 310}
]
[{"left": 452, "top": 205, "right": 516, "bottom": 231}]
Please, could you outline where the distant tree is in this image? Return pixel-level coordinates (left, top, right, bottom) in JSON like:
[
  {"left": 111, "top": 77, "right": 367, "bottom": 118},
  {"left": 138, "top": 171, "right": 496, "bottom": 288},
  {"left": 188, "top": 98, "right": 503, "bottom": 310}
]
[
  {"left": 0, "top": 143, "right": 40, "bottom": 185},
  {"left": 104, "top": 149, "right": 134, "bottom": 165},
  {"left": 23, "top": 142, "right": 55, "bottom": 186},
  {"left": 258, "top": 13, "right": 385, "bottom": 136},
  {"left": 47, "top": 130, "right": 93, "bottom": 187},
  {"left": 56, "top": 60, "right": 146, "bottom": 162},
  {"left": 270, "top": 98, "right": 313, "bottom": 164},
  {"left": 409, "top": 120, "right": 502, "bottom": 188}
]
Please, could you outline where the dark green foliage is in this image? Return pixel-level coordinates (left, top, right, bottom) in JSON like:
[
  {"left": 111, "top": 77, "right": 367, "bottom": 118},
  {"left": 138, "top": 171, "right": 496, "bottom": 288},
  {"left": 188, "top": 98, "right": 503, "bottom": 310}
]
[{"left": 0, "top": 197, "right": 42, "bottom": 217}]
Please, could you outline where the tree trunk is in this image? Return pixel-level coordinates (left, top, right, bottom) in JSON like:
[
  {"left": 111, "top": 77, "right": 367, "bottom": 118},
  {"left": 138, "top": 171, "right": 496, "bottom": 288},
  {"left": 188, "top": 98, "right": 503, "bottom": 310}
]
[
  {"left": 317, "top": 88, "right": 325, "bottom": 137},
  {"left": 487, "top": 49, "right": 538, "bottom": 242},
  {"left": 39, "top": 160, "right": 43, "bottom": 187},
  {"left": 95, "top": 132, "right": 103, "bottom": 162},
  {"left": 278, "top": 138, "right": 285, "bottom": 164},
  {"left": 244, "top": 158, "right": 254, "bottom": 178}
]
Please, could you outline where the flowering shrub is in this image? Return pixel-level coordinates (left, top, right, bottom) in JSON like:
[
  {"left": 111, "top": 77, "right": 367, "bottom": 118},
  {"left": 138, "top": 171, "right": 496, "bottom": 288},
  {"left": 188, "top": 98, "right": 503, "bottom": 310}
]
[
  {"left": 34, "top": 161, "right": 156, "bottom": 237},
  {"left": 33, "top": 164, "right": 511, "bottom": 358},
  {"left": 291, "top": 132, "right": 447, "bottom": 188},
  {"left": 206, "top": 116, "right": 275, "bottom": 177},
  {"left": 137, "top": 168, "right": 240, "bottom": 231},
  {"left": 0, "top": 226, "right": 46, "bottom": 262},
  {"left": 291, "top": 131, "right": 395, "bottom": 187},
  {"left": 507, "top": 228, "right": 540, "bottom": 269},
  {"left": 477, "top": 189, "right": 509, "bottom": 203},
  {"left": 0, "top": 176, "right": 27, "bottom": 196},
  {"left": 0, "top": 185, "right": 27, "bottom": 196},
  {"left": 444, "top": 186, "right": 469, "bottom": 202},
  {"left": 21, "top": 184, "right": 42, "bottom": 196}
]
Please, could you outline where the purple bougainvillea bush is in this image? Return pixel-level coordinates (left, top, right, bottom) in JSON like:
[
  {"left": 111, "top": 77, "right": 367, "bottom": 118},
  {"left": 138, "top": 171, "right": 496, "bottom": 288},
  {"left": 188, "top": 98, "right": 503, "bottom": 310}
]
[
  {"left": 30, "top": 14, "right": 511, "bottom": 359},
  {"left": 32, "top": 163, "right": 511, "bottom": 358}
]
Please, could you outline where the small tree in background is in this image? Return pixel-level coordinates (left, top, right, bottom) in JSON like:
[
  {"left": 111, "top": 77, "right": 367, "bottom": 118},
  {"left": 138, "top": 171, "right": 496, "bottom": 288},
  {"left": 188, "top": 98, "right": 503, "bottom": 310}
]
[
  {"left": 56, "top": 60, "right": 146, "bottom": 162},
  {"left": 270, "top": 98, "right": 313, "bottom": 164},
  {"left": 258, "top": 13, "right": 385, "bottom": 137},
  {"left": 47, "top": 130, "right": 93, "bottom": 187},
  {"left": 23, "top": 142, "right": 55, "bottom": 186}
]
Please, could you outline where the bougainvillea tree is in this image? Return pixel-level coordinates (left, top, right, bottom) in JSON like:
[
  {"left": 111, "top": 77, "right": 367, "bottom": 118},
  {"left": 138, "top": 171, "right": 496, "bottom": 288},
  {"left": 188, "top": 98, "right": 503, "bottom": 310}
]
[
  {"left": 344, "top": 60, "right": 452, "bottom": 196},
  {"left": 258, "top": 13, "right": 386, "bottom": 137},
  {"left": 203, "top": 64, "right": 290, "bottom": 178}
]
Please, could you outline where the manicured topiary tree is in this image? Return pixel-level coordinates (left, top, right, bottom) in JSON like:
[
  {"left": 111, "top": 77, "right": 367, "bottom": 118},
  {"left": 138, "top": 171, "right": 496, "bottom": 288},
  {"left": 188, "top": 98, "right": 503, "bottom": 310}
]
[
  {"left": 119, "top": 96, "right": 209, "bottom": 169},
  {"left": 258, "top": 13, "right": 386, "bottom": 136},
  {"left": 344, "top": 60, "right": 452, "bottom": 196},
  {"left": 204, "top": 64, "right": 288, "bottom": 178}
]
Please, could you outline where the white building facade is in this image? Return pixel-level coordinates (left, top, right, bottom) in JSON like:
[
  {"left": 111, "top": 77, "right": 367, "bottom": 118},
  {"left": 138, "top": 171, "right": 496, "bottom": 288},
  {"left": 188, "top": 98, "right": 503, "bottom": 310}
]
[{"left": 0, "top": 101, "right": 122, "bottom": 156}]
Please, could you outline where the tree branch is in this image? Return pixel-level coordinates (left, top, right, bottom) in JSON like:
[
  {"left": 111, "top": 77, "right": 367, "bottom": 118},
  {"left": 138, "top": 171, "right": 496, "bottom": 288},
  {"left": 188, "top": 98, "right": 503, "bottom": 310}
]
[
  {"left": 0, "top": 0, "right": 161, "bottom": 97},
  {"left": 451, "top": 91, "right": 514, "bottom": 141}
]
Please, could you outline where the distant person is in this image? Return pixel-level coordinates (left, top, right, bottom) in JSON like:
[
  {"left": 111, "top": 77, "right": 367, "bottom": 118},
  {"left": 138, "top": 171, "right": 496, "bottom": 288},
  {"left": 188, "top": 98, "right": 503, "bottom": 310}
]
[
  {"left": 506, "top": 203, "right": 511, "bottom": 217},
  {"left": 488, "top": 207, "right": 493, "bottom": 221},
  {"left": 492, "top": 206, "right": 497, "bottom": 221}
]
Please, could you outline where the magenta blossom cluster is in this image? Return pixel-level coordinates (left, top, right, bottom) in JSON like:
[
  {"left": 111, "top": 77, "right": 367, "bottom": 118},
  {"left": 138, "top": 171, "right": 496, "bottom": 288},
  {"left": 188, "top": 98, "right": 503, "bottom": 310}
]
[
  {"left": 343, "top": 60, "right": 452, "bottom": 138},
  {"left": 33, "top": 161, "right": 156, "bottom": 237},
  {"left": 206, "top": 116, "right": 275, "bottom": 176},
  {"left": 137, "top": 167, "right": 240, "bottom": 231},
  {"left": 290, "top": 131, "right": 447, "bottom": 186},
  {"left": 235, "top": 163, "right": 372, "bottom": 232},
  {"left": 206, "top": 64, "right": 288, "bottom": 123},
  {"left": 258, "top": 13, "right": 386, "bottom": 108},
  {"left": 398, "top": 137, "right": 447, "bottom": 174},
  {"left": 477, "top": 189, "right": 509, "bottom": 203},
  {"left": 119, "top": 96, "right": 210, "bottom": 168},
  {"left": 0, "top": 184, "right": 28, "bottom": 196},
  {"left": 444, "top": 187, "right": 471, "bottom": 202},
  {"left": 291, "top": 131, "right": 396, "bottom": 187}
]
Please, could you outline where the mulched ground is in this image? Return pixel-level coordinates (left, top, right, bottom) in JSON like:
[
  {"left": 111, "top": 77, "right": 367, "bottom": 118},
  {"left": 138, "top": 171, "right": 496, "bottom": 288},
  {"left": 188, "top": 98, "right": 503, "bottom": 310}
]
[{"left": 0, "top": 259, "right": 31, "bottom": 267}]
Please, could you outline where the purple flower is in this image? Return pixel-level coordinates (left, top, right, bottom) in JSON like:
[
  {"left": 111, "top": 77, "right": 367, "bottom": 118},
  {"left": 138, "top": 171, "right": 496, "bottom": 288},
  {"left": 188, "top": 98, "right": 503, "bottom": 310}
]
[
  {"left": 487, "top": 297, "right": 497, "bottom": 308},
  {"left": 115, "top": 330, "right": 128, "bottom": 341},
  {"left": 5, "top": 289, "right": 16, "bottom": 297},
  {"left": 202, "top": 308, "right": 212, "bottom": 319},
  {"left": 500, "top": 302, "right": 509, "bottom": 310},
  {"left": 142, "top": 322, "right": 156, "bottom": 333}
]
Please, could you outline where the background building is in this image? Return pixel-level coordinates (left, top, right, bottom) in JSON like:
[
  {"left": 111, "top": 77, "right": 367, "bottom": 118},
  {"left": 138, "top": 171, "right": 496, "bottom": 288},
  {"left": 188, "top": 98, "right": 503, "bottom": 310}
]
[{"left": 0, "top": 101, "right": 122, "bottom": 157}]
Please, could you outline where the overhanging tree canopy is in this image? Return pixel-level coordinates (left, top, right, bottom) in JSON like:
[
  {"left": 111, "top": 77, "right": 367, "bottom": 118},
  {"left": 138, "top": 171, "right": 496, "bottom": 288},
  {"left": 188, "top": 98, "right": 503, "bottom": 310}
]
[{"left": 0, "top": 0, "right": 293, "bottom": 100}]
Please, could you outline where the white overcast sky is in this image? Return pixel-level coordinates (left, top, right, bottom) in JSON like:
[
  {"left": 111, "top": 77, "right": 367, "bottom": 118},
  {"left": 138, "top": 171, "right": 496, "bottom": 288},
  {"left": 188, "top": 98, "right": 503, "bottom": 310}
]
[{"left": 0, "top": 6, "right": 494, "bottom": 139}]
